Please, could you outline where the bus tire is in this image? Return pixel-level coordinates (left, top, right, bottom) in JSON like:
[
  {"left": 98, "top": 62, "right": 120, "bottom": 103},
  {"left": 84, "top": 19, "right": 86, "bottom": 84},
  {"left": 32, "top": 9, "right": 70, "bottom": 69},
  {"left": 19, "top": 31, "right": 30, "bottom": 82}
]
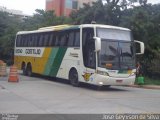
[
  {"left": 26, "top": 64, "right": 32, "bottom": 77},
  {"left": 22, "top": 62, "right": 26, "bottom": 75},
  {"left": 105, "top": 85, "right": 111, "bottom": 88},
  {"left": 69, "top": 68, "right": 79, "bottom": 87},
  {"left": 22, "top": 67, "right": 26, "bottom": 75}
]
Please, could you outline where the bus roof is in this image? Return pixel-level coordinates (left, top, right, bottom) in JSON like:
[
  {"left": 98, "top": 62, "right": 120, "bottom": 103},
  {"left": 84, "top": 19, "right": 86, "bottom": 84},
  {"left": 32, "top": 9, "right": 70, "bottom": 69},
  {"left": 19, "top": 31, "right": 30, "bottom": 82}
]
[
  {"left": 17, "top": 24, "right": 130, "bottom": 35},
  {"left": 81, "top": 24, "right": 130, "bottom": 31},
  {"left": 17, "top": 24, "right": 79, "bottom": 35}
]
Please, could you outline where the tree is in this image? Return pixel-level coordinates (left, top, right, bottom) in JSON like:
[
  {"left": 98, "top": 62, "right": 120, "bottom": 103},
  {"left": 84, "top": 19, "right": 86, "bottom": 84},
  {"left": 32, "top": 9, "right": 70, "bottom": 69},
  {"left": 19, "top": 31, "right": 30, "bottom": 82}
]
[
  {"left": 0, "top": 9, "right": 71, "bottom": 63},
  {"left": 70, "top": 1, "right": 160, "bottom": 77},
  {"left": 0, "top": 11, "right": 22, "bottom": 63},
  {"left": 70, "top": 0, "right": 122, "bottom": 25},
  {"left": 23, "top": 9, "right": 71, "bottom": 30}
]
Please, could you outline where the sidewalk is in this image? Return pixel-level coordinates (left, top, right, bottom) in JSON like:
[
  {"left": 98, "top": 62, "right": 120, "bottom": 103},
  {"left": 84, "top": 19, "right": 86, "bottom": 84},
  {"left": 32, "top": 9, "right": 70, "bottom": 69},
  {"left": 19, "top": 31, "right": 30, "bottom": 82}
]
[{"left": 127, "top": 85, "right": 160, "bottom": 90}]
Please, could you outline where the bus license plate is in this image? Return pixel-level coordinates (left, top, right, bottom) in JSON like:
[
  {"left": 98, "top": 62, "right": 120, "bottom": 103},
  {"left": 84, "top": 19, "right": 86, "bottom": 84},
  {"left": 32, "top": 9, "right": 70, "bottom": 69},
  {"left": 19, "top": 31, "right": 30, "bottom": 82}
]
[{"left": 116, "top": 80, "right": 123, "bottom": 83}]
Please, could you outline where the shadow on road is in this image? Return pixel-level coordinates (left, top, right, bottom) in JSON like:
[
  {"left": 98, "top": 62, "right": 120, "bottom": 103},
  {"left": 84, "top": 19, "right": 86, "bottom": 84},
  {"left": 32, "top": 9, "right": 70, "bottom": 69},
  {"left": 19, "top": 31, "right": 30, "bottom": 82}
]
[
  {"left": 80, "top": 83, "right": 128, "bottom": 92},
  {"left": 22, "top": 73, "right": 128, "bottom": 92}
]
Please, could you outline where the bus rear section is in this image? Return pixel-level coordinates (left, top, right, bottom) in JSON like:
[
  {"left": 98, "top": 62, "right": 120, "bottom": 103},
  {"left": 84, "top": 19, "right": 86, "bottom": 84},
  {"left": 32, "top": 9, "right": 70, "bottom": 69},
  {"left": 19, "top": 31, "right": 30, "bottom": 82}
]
[{"left": 14, "top": 25, "right": 81, "bottom": 80}]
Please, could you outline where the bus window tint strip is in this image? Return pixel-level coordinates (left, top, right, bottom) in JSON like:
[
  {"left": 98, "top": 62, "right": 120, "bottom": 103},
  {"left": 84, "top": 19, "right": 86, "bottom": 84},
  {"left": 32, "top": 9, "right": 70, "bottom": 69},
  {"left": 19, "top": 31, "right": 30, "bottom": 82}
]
[{"left": 16, "top": 29, "right": 80, "bottom": 47}]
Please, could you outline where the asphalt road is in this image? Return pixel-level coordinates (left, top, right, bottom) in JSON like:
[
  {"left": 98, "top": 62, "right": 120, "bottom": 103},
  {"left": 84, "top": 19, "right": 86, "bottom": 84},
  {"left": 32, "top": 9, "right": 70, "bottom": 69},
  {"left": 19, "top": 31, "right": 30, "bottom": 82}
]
[{"left": 0, "top": 73, "right": 160, "bottom": 114}]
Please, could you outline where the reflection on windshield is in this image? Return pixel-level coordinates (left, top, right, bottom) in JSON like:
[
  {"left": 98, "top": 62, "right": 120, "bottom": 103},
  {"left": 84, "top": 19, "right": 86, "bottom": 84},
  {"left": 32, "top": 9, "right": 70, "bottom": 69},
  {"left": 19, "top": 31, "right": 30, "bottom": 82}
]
[
  {"left": 97, "top": 28, "right": 131, "bottom": 41},
  {"left": 98, "top": 40, "right": 135, "bottom": 70}
]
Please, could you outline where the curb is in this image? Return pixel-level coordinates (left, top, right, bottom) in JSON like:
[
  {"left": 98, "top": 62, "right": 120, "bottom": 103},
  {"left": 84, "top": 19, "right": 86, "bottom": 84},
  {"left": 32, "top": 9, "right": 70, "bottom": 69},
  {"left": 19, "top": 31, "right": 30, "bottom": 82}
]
[{"left": 126, "top": 85, "right": 160, "bottom": 90}]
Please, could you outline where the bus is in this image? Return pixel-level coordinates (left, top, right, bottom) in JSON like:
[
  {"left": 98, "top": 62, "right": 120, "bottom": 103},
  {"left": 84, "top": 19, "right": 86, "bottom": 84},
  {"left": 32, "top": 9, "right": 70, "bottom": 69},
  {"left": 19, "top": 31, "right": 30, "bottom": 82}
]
[{"left": 14, "top": 24, "right": 144, "bottom": 87}]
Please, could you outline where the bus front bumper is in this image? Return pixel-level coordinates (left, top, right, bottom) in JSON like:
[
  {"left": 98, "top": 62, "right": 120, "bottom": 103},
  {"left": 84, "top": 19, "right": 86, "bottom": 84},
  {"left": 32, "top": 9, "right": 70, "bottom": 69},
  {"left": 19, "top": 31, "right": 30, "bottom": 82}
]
[{"left": 94, "top": 74, "right": 136, "bottom": 86}]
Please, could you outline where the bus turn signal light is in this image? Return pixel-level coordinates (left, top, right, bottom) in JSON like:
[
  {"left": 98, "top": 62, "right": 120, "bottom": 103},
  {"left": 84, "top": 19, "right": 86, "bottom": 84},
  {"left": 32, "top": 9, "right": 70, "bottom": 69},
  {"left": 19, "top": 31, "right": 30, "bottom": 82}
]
[{"left": 106, "top": 63, "right": 112, "bottom": 68}]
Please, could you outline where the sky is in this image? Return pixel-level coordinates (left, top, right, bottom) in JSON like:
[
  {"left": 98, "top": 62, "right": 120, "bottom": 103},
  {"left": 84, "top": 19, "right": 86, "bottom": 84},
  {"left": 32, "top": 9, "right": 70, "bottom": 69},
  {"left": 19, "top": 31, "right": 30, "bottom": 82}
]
[
  {"left": 0, "top": 0, "right": 45, "bottom": 15},
  {"left": 0, "top": 0, "right": 160, "bottom": 15}
]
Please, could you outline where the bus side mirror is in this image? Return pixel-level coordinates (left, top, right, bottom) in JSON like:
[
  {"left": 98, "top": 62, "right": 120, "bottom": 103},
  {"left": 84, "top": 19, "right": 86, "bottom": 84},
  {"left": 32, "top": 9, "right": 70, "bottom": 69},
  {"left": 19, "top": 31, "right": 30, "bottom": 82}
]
[
  {"left": 94, "top": 37, "right": 101, "bottom": 52},
  {"left": 134, "top": 40, "right": 145, "bottom": 55}
]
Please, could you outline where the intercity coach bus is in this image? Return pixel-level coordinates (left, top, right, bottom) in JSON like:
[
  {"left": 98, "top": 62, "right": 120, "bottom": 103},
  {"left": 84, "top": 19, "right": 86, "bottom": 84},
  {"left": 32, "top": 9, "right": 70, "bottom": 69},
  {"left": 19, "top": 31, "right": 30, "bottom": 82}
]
[{"left": 14, "top": 24, "right": 144, "bottom": 87}]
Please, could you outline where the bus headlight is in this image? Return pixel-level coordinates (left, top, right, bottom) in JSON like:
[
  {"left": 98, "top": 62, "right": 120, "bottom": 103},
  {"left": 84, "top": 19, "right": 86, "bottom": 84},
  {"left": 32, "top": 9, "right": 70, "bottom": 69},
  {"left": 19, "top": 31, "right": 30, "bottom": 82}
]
[
  {"left": 99, "top": 82, "right": 103, "bottom": 85},
  {"left": 130, "top": 72, "right": 136, "bottom": 76},
  {"left": 97, "top": 70, "right": 109, "bottom": 76}
]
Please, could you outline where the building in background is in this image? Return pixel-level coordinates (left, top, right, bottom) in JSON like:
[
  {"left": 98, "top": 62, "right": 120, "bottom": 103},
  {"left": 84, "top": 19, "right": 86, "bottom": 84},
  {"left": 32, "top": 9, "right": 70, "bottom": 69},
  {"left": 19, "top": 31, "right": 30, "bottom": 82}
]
[
  {"left": 0, "top": 6, "right": 30, "bottom": 19},
  {"left": 46, "top": 0, "right": 97, "bottom": 16}
]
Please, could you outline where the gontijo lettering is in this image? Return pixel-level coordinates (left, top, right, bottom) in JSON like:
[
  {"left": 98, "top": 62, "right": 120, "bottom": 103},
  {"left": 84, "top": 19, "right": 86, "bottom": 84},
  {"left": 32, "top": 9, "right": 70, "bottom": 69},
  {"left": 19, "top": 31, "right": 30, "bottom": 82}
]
[
  {"left": 15, "top": 49, "right": 23, "bottom": 53},
  {"left": 25, "top": 49, "right": 41, "bottom": 55}
]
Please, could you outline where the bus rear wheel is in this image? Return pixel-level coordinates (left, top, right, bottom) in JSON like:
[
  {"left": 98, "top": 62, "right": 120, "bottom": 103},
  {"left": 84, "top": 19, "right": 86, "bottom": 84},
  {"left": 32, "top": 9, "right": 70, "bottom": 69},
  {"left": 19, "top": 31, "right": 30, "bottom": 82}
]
[
  {"left": 26, "top": 65, "right": 32, "bottom": 77},
  {"left": 21, "top": 63, "right": 26, "bottom": 76},
  {"left": 69, "top": 68, "right": 79, "bottom": 87},
  {"left": 22, "top": 67, "right": 26, "bottom": 75}
]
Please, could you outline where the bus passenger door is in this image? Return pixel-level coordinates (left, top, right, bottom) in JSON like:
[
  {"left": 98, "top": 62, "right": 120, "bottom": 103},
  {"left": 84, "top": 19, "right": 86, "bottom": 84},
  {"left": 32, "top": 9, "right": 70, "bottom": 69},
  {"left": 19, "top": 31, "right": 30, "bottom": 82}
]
[{"left": 81, "top": 27, "right": 96, "bottom": 83}]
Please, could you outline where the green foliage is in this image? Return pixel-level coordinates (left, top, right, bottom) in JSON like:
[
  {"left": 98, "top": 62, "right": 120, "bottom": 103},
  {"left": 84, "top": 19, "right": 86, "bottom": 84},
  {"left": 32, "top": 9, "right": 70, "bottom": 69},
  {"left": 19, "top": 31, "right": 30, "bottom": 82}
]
[
  {"left": 119, "top": 4, "right": 160, "bottom": 77},
  {"left": 70, "top": 1, "right": 160, "bottom": 77},
  {"left": 0, "top": 1, "right": 160, "bottom": 77},
  {"left": 135, "top": 77, "right": 160, "bottom": 85},
  {"left": 70, "top": 0, "right": 122, "bottom": 25},
  {"left": 22, "top": 9, "right": 71, "bottom": 30},
  {"left": 0, "top": 11, "right": 22, "bottom": 63},
  {"left": 0, "top": 9, "right": 71, "bottom": 64}
]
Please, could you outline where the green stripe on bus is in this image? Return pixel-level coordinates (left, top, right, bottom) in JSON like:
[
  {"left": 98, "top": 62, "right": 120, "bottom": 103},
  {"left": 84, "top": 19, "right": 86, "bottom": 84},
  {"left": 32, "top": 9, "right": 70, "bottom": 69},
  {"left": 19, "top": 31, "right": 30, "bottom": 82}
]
[
  {"left": 44, "top": 48, "right": 59, "bottom": 75},
  {"left": 49, "top": 47, "right": 67, "bottom": 77}
]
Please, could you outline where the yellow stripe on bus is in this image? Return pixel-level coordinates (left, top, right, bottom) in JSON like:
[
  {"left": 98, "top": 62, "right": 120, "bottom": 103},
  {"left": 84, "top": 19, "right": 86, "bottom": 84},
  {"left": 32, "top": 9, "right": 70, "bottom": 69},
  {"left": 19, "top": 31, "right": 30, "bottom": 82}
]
[
  {"left": 14, "top": 48, "right": 52, "bottom": 74},
  {"left": 36, "top": 48, "right": 52, "bottom": 74}
]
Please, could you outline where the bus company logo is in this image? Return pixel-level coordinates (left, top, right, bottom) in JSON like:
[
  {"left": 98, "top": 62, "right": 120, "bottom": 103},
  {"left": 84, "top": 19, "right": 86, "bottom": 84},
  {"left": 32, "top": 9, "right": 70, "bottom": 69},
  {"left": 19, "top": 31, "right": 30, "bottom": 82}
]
[
  {"left": 15, "top": 48, "right": 45, "bottom": 57},
  {"left": 15, "top": 49, "right": 23, "bottom": 53},
  {"left": 25, "top": 49, "right": 41, "bottom": 55},
  {"left": 82, "top": 72, "right": 93, "bottom": 82}
]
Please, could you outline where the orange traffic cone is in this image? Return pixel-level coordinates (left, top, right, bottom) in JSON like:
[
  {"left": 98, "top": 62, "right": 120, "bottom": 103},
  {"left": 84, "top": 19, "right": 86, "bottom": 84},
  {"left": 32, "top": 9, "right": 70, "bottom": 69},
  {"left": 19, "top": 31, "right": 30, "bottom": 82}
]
[
  {"left": 0, "top": 63, "right": 7, "bottom": 76},
  {"left": 8, "top": 65, "right": 19, "bottom": 82}
]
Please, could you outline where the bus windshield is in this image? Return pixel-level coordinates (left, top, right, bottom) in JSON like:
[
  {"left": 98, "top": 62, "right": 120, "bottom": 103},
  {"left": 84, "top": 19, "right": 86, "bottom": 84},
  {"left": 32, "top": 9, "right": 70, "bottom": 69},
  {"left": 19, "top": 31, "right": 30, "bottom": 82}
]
[{"left": 97, "top": 28, "right": 135, "bottom": 70}]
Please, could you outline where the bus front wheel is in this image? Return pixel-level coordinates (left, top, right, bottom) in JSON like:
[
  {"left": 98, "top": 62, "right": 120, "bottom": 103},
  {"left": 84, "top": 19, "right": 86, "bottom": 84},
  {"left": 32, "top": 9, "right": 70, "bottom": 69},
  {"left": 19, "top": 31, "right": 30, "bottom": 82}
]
[{"left": 69, "top": 68, "right": 79, "bottom": 87}]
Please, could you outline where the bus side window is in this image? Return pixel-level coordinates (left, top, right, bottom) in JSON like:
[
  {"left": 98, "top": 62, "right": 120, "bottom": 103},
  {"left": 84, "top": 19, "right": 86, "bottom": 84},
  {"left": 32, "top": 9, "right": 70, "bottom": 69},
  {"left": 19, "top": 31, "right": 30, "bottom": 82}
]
[
  {"left": 55, "top": 32, "right": 60, "bottom": 46},
  {"left": 28, "top": 34, "right": 33, "bottom": 47},
  {"left": 49, "top": 33, "right": 55, "bottom": 46},
  {"left": 67, "top": 31, "right": 74, "bottom": 47},
  {"left": 23, "top": 35, "right": 28, "bottom": 47},
  {"left": 66, "top": 33, "right": 69, "bottom": 46},
  {"left": 16, "top": 35, "right": 21, "bottom": 47},
  {"left": 27, "top": 35, "right": 31, "bottom": 47},
  {"left": 36, "top": 34, "right": 40, "bottom": 47},
  {"left": 33, "top": 34, "right": 38, "bottom": 47},
  {"left": 32, "top": 34, "right": 37, "bottom": 47},
  {"left": 20, "top": 35, "right": 24, "bottom": 47},
  {"left": 39, "top": 34, "right": 44, "bottom": 47},
  {"left": 44, "top": 32, "right": 50, "bottom": 46},
  {"left": 74, "top": 31, "right": 80, "bottom": 47},
  {"left": 49, "top": 33, "right": 53, "bottom": 46},
  {"left": 59, "top": 32, "right": 66, "bottom": 47},
  {"left": 31, "top": 34, "right": 34, "bottom": 47}
]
